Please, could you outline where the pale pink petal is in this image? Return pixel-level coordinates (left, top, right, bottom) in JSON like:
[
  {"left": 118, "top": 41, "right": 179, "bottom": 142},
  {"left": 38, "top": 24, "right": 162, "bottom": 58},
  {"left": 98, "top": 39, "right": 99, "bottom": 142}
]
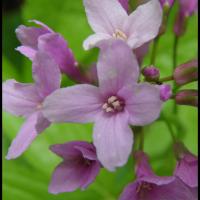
[
  {"left": 124, "top": 0, "right": 162, "bottom": 48},
  {"left": 83, "top": 0, "right": 128, "bottom": 34},
  {"left": 43, "top": 84, "right": 102, "bottom": 123},
  {"left": 28, "top": 19, "right": 54, "bottom": 32},
  {"left": 83, "top": 33, "right": 111, "bottom": 50},
  {"left": 15, "top": 25, "right": 50, "bottom": 49},
  {"left": 15, "top": 46, "right": 36, "bottom": 61},
  {"left": 97, "top": 39, "right": 139, "bottom": 94},
  {"left": 32, "top": 51, "right": 61, "bottom": 99},
  {"left": 3, "top": 79, "right": 41, "bottom": 117},
  {"left": 93, "top": 111, "right": 133, "bottom": 171},
  {"left": 118, "top": 83, "right": 162, "bottom": 126},
  {"left": 6, "top": 111, "right": 50, "bottom": 159}
]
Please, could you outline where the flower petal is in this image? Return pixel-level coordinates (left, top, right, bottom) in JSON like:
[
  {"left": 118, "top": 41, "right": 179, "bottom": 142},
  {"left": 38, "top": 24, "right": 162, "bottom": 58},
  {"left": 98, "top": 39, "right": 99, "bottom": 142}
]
[
  {"left": 15, "top": 25, "right": 50, "bottom": 49},
  {"left": 118, "top": 83, "right": 162, "bottom": 126},
  {"left": 83, "top": 33, "right": 111, "bottom": 50},
  {"left": 32, "top": 51, "right": 61, "bottom": 99},
  {"left": 118, "top": 0, "right": 129, "bottom": 12},
  {"left": 43, "top": 84, "right": 102, "bottom": 123},
  {"left": 6, "top": 111, "right": 50, "bottom": 159},
  {"left": 97, "top": 39, "right": 139, "bottom": 94},
  {"left": 93, "top": 110, "right": 133, "bottom": 171},
  {"left": 28, "top": 19, "right": 54, "bottom": 32},
  {"left": 124, "top": 0, "right": 162, "bottom": 48},
  {"left": 15, "top": 46, "right": 36, "bottom": 61},
  {"left": 83, "top": 0, "right": 128, "bottom": 34},
  {"left": 119, "top": 182, "right": 139, "bottom": 200},
  {"left": 3, "top": 79, "right": 41, "bottom": 117}
]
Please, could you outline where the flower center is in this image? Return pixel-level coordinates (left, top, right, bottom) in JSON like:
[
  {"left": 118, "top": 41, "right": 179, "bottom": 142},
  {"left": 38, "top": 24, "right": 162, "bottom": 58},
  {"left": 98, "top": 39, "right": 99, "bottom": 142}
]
[
  {"left": 136, "top": 182, "right": 153, "bottom": 198},
  {"left": 102, "top": 96, "right": 124, "bottom": 113},
  {"left": 112, "top": 29, "right": 127, "bottom": 41}
]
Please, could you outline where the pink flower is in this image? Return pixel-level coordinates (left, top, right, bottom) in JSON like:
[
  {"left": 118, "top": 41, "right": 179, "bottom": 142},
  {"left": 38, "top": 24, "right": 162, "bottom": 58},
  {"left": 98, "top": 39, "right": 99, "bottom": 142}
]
[
  {"left": 83, "top": 0, "right": 162, "bottom": 50},
  {"left": 173, "top": 142, "right": 198, "bottom": 188},
  {"left": 49, "top": 141, "right": 101, "bottom": 194},
  {"left": 119, "top": 151, "right": 197, "bottom": 200},
  {"left": 3, "top": 52, "right": 61, "bottom": 159},
  {"left": 43, "top": 40, "right": 162, "bottom": 171},
  {"left": 16, "top": 20, "right": 88, "bottom": 83}
]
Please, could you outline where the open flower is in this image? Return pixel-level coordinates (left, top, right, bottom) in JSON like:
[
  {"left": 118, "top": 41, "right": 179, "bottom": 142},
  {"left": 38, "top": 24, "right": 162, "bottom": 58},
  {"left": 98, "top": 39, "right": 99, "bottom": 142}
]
[
  {"left": 83, "top": 0, "right": 162, "bottom": 50},
  {"left": 43, "top": 40, "right": 162, "bottom": 171},
  {"left": 49, "top": 141, "right": 101, "bottom": 194},
  {"left": 119, "top": 151, "right": 197, "bottom": 200},
  {"left": 16, "top": 20, "right": 88, "bottom": 83},
  {"left": 3, "top": 51, "right": 61, "bottom": 159}
]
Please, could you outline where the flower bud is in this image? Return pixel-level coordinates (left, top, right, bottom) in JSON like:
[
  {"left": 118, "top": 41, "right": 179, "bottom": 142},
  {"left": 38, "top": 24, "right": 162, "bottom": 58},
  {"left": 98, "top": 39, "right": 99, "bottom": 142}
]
[
  {"left": 159, "top": 84, "right": 172, "bottom": 101},
  {"left": 142, "top": 66, "right": 160, "bottom": 82},
  {"left": 173, "top": 59, "right": 198, "bottom": 86},
  {"left": 179, "top": 0, "right": 198, "bottom": 17},
  {"left": 175, "top": 90, "right": 198, "bottom": 107},
  {"left": 159, "top": 0, "right": 174, "bottom": 9}
]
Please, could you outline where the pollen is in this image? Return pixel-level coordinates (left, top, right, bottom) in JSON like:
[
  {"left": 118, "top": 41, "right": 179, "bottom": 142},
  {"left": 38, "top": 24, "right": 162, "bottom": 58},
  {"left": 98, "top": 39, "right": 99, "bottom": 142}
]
[{"left": 112, "top": 29, "right": 127, "bottom": 41}]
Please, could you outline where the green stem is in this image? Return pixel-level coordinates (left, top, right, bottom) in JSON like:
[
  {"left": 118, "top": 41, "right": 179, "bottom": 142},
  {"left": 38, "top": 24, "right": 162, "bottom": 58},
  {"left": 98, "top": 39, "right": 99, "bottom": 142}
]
[
  {"left": 159, "top": 75, "right": 174, "bottom": 82},
  {"left": 150, "top": 36, "right": 160, "bottom": 65},
  {"left": 172, "top": 35, "right": 179, "bottom": 114}
]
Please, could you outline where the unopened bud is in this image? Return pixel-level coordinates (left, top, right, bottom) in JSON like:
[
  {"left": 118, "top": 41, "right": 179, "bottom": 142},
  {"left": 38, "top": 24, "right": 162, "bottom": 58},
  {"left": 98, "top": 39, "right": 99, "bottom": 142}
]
[
  {"left": 175, "top": 90, "right": 198, "bottom": 107},
  {"left": 159, "top": 0, "right": 174, "bottom": 9},
  {"left": 179, "top": 0, "right": 198, "bottom": 17},
  {"left": 142, "top": 66, "right": 160, "bottom": 82},
  {"left": 173, "top": 59, "right": 198, "bottom": 86},
  {"left": 159, "top": 84, "right": 172, "bottom": 101}
]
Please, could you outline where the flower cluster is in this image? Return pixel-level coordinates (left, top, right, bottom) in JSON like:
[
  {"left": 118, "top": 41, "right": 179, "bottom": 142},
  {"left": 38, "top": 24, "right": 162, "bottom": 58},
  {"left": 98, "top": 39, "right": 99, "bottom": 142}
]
[{"left": 3, "top": 0, "right": 198, "bottom": 198}]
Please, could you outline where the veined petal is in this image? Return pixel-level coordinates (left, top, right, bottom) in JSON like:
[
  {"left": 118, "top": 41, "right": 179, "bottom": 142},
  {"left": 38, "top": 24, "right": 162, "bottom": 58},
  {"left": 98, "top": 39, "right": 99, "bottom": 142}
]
[
  {"left": 83, "top": 33, "right": 111, "bottom": 50},
  {"left": 83, "top": 0, "right": 128, "bottom": 34},
  {"left": 15, "top": 25, "right": 50, "bottom": 49},
  {"left": 124, "top": 0, "right": 162, "bottom": 49},
  {"left": 32, "top": 51, "right": 61, "bottom": 99},
  {"left": 3, "top": 79, "right": 41, "bottom": 117},
  {"left": 15, "top": 46, "right": 36, "bottom": 61},
  {"left": 119, "top": 83, "right": 162, "bottom": 126},
  {"left": 97, "top": 39, "right": 139, "bottom": 94},
  {"left": 43, "top": 84, "right": 102, "bottom": 123},
  {"left": 6, "top": 111, "right": 50, "bottom": 159},
  {"left": 93, "top": 111, "right": 133, "bottom": 171}
]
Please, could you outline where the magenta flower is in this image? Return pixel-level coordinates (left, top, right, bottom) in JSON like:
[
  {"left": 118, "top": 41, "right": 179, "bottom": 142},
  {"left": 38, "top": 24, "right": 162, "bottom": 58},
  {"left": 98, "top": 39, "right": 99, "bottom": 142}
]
[
  {"left": 43, "top": 40, "right": 162, "bottom": 171},
  {"left": 118, "top": 0, "right": 129, "bottom": 12},
  {"left": 3, "top": 52, "right": 61, "bottom": 159},
  {"left": 16, "top": 20, "right": 88, "bottom": 83},
  {"left": 173, "top": 142, "right": 198, "bottom": 188},
  {"left": 49, "top": 141, "right": 101, "bottom": 194},
  {"left": 83, "top": 0, "right": 162, "bottom": 50},
  {"left": 119, "top": 151, "right": 197, "bottom": 200}
]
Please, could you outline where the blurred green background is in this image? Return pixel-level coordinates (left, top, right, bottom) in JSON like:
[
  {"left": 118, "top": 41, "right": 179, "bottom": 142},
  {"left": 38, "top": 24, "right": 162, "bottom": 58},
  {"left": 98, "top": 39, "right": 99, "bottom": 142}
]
[{"left": 2, "top": 0, "right": 198, "bottom": 199}]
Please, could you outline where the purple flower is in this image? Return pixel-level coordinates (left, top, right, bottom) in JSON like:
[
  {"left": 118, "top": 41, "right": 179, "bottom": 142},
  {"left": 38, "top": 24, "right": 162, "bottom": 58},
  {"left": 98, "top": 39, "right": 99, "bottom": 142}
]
[
  {"left": 3, "top": 52, "right": 61, "bottom": 159},
  {"left": 174, "top": 59, "right": 198, "bottom": 86},
  {"left": 173, "top": 142, "right": 198, "bottom": 188},
  {"left": 142, "top": 66, "right": 160, "bottom": 81},
  {"left": 83, "top": 0, "right": 162, "bottom": 50},
  {"left": 119, "top": 151, "right": 197, "bottom": 200},
  {"left": 43, "top": 40, "right": 162, "bottom": 171},
  {"left": 118, "top": 0, "right": 129, "bottom": 12},
  {"left": 49, "top": 141, "right": 101, "bottom": 194},
  {"left": 175, "top": 89, "right": 198, "bottom": 107},
  {"left": 16, "top": 20, "right": 88, "bottom": 83}
]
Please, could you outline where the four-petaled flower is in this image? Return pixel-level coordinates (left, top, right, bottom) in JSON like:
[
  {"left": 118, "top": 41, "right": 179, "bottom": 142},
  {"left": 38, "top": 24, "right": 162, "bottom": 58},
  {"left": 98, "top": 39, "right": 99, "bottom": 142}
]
[
  {"left": 83, "top": 0, "right": 162, "bottom": 50},
  {"left": 43, "top": 40, "right": 162, "bottom": 171}
]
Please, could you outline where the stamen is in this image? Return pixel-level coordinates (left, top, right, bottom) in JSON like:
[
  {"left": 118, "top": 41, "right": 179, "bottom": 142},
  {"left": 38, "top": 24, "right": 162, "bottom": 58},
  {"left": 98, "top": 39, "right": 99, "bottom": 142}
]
[
  {"left": 112, "top": 29, "right": 127, "bottom": 41},
  {"left": 106, "top": 107, "right": 115, "bottom": 113},
  {"left": 108, "top": 96, "right": 118, "bottom": 104}
]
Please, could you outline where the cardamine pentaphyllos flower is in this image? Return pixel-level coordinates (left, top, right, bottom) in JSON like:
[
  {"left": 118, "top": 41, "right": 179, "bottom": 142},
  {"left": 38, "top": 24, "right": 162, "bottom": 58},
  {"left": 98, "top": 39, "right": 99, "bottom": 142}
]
[
  {"left": 42, "top": 40, "right": 163, "bottom": 171},
  {"left": 83, "top": 0, "right": 162, "bottom": 50},
  {"left": 175, "top": 90, "right": 198, "bottom": 107},
  {"left": 15, "top": 20, "right": 88, "bottom": 83},
  {"left": 49, "top": 141, "right": 101, "bottom": 194},
  {"left": 119, "top": 151, "right": 198, "bottom": 200},
  {"left": 174, "top": 59, "right": 198, "bottom": 86},
  {"left": 173, "top": 142, "right": 198, "bottom": 188},
  {"left": 3, "top": 52, "right": 61, "bottom": 159}
]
